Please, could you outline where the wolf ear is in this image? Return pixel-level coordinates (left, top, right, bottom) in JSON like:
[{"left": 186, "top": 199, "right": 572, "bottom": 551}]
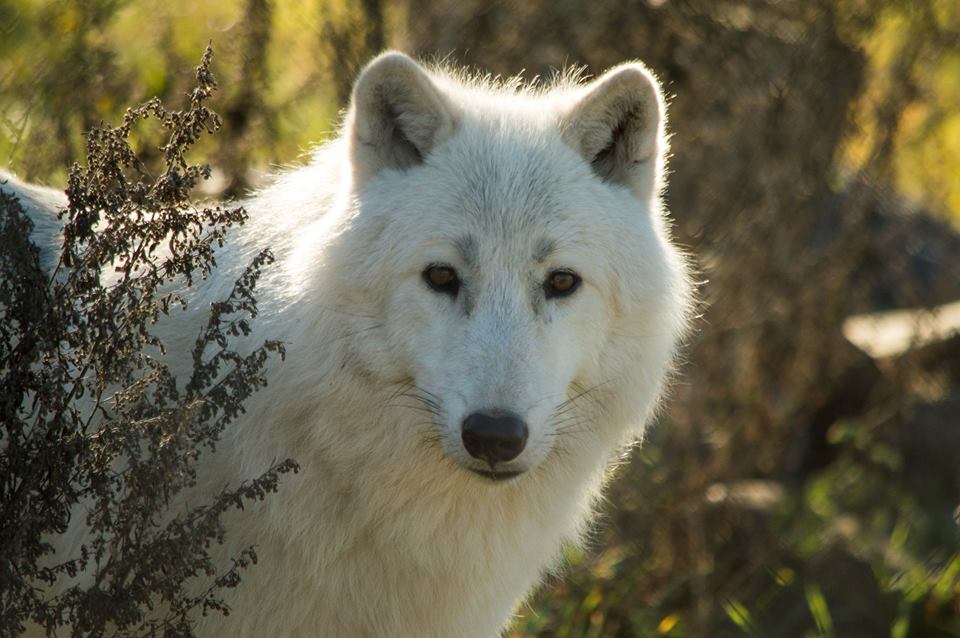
[
  {"left": 562, "top": 62, "right": 666, "bottom": 199},
  {"left": 347, "top": 52, "right": 456, "bottom": 185}
]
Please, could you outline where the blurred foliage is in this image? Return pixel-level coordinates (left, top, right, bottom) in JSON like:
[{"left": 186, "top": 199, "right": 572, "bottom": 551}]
[
  {"left": 0, "top": 0, "right": 339, "bottom": 190},
  {"left": 838, "top": 1, "right": 960, "bottom": 216},
  {"left": 1, "top": 1, "right": 959, "bottom": 637}
]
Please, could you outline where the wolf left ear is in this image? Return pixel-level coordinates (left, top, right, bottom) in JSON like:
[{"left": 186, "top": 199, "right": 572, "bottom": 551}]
[
  {"left": 347, "top": 52, "right": 456, "bottom": 186},
  {"left": 562, "top": 62, "right": 667, "bottom": 200}
]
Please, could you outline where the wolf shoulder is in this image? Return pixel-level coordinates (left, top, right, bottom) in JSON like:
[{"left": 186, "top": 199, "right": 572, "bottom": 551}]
[{"left": 1, "top": 169, "right": 68, "bottom": 271}]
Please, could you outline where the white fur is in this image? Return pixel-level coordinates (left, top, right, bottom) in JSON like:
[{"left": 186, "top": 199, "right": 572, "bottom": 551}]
[{"left": 6, "top": 52, "right": 693, "bottom": 637}]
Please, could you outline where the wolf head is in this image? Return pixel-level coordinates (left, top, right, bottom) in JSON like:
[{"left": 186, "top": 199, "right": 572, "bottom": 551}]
[{"left": 321, "top": 52, "right": 690, "bottom": 483}]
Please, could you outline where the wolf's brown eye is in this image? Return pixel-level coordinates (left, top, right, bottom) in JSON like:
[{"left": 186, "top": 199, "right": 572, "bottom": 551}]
[
  {"left": 423, "top": 265, "right": 460, "bottom": 296},
  {"left": 545, "top": 270, "right": 581, "bottom": 299}
]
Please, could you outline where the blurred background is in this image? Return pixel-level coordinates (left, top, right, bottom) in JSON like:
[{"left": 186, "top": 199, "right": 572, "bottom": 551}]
[{"left": 1, "top": 0, "right": 958, "bottom": 635}]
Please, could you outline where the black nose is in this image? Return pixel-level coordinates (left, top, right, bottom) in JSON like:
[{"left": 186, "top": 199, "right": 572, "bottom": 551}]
[{"left": 461, "top": 411, "right": 528, "bottom": 465}]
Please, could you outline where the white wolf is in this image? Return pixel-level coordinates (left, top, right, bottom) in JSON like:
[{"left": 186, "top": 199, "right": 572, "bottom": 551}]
[{"left": 5, "top": 52, "right": 692, "bottom": 637}]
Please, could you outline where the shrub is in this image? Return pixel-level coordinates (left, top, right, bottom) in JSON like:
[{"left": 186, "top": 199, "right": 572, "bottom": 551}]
[{"left": 0, "top": 48, "right": 297, "bottom": 637}]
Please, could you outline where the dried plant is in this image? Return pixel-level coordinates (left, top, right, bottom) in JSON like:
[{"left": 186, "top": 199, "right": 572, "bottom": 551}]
[{"left": 0, "top": 48, "right": 297, "bottom": 637}]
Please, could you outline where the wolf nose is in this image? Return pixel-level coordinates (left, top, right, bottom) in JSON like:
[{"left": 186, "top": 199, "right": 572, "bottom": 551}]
[{"left": 461, "top": 411, "right": 528, "bottom": 465}]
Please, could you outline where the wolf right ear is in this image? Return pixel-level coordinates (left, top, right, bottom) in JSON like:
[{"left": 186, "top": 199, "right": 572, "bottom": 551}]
[
  {"left": 562, "top": 62, "right": 667, "bottom": 200},
  {"left": 347, "top": 52, "right": 456, "bottom": 185}
]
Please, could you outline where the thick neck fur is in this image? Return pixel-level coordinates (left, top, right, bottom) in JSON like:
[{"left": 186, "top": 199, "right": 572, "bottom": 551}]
[{"left": 196, "top": 314, "right": 617, "bottom": 638}]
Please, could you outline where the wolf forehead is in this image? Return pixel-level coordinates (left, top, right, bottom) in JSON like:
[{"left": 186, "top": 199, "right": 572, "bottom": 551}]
[
  {"left": 450, "top": 234, "right": 560, "bottom": 267},
  {"left": 365, "top": 165, "right": 620, "bottom": 279},
  {"left": 363, "top": 137, "right": 651, "bottom": 290},
  {"left": 409, "top": 138, "right": 592, "bottom": 229}
]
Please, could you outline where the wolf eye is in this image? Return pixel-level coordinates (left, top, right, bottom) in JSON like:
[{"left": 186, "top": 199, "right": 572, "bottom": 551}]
[
  {"left": 423, "top": 265, "right": 460, "bottom": 296},
  {"left": 545, "top": 270, "right": 581, "bottom": 299}
]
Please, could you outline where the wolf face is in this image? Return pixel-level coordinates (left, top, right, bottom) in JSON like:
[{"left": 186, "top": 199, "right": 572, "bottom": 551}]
[{"left": 328, "top": 53, "right": 690, "bottom": 483}]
